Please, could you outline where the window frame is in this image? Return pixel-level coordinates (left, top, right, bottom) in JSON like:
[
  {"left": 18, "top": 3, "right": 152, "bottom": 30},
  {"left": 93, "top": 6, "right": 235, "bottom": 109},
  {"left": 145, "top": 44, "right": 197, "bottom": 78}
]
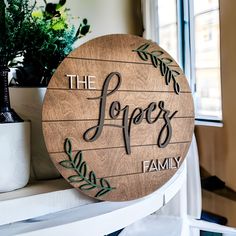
[{"left": 154, "top": 0, "right": 223, "bottom": 126}]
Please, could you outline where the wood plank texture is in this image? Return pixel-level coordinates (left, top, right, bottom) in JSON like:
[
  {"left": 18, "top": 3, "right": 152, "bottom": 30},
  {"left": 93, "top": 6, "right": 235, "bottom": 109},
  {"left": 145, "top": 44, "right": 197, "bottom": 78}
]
[
  {"left": 42, "top": 90, "right": 194, "bottom": 121},
  {"left": 43, "top": 118, "right": 194, "bottom": 153},
  {"left": 48, "top": 59, "right": 191, "bottom": 92},
  {"left": 42, "top": 34, "right": 194, "bottom": 201}
]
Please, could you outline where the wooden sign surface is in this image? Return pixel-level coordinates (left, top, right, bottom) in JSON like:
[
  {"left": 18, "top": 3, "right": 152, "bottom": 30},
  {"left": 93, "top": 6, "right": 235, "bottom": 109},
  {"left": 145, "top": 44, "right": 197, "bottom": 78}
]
[{"left": 42, "top": 34, "right": 194, "bottom": 201}]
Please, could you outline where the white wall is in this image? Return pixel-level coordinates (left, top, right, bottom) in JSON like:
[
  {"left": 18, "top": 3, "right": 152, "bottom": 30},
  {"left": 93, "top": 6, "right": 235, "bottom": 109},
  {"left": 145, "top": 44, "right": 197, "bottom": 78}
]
[{"left": 35, "top": 0, "right": 142, "bottom": 47}]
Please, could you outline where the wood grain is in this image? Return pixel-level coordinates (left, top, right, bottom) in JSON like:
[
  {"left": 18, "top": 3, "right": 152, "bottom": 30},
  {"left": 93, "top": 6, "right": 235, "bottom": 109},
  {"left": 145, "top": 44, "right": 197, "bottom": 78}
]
[
  {"left": 48, "top": 58, "right": 191, "bottom": 92},
  {"left": 51, "top": 143, "right": 189, "bottom": 178},
  {"left": 42, "top": 90, "right": 194, "bottom": 121},
  {"left": 42, "top": 34, "right": 195, "bottom": 201},
  {"left": 43, "top": 118, "right": 194, "bottom": 153}
]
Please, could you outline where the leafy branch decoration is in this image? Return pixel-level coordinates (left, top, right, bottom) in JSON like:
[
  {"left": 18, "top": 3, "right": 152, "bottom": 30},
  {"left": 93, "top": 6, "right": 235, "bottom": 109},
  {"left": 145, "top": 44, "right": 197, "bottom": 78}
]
[
  {"left": 132, "top": 43, "right": 181, "bottom": 94},
  {"left": 59, "top": 138, "right": 115, "bottom": 198}
]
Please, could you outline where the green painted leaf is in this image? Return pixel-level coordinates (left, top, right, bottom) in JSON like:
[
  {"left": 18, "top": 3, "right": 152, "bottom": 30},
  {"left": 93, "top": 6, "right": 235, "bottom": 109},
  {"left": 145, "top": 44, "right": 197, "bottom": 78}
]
[
  {"left": 161, "top": 58, "right": 173, "bottom": 64},
  {"left": 174, "top": 81, "right": 180, "bottom": 94},
  {"left": 151, "top": 50, "right": 164, "bottom": 57},
  {"left": 59, "top": 160, "right": 73, "bottom": 169},
  {"left": 64, "top": 138, "right": 72, "bottom": 158},
  {"left": 137, "top": 51, "right": 148, "bottom": 61},
  {"left": 160, "top": 60, "right": 166, "bottom": 76},
  {"left": 164, "top": 67, "right": 172, "bottom": 85},
  {"left": 89, "top": 171, "right": 97, "bottom": 185},
  {"left": 79, "top": 161, "right": 87, "bottom": 176},
  {"left": 74, "top": 151, "right": 82, "bottom": 168},
  {"left": 136, "top": 43, "right": 150, "bottom": 51},
  {"left": 95, "top": 189, "right": 111, "bottom": 198},
  {"left": 60, "top": 138, "right": 115, "bottom": 198},
  {"left": 79, "top": 183, "right": 96, "bottom": 190},
  {"left": 100, "top": 178, "right": 111, "bottom": 188},
  {"left": 68, "top": 175, "right": 83, "bottom": 183},
  {"left": 150, "top": 54, "right": 158, "bottom": 68},
  {"left": 171, "top": 70, "right": 180, "bottom": 77}
]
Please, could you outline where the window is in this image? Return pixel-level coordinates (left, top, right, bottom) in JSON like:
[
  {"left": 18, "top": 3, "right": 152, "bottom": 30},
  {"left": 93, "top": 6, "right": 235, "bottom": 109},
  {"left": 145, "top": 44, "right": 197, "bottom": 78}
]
[{"left": 155, "top": 0, "right": 222, "bottom": 122}]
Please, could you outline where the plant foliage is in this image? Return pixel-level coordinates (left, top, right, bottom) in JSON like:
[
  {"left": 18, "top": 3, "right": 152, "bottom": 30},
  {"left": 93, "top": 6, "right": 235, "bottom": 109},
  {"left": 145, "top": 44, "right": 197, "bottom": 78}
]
[
  {"left": 132, "top": 43, "right": 181, "bottom": 94},
  {"left": 0, "top": 0, "right": 90, "bottom": 86},
  {"left": 60, "top": 138, "right": 115, "bottom": 198}
]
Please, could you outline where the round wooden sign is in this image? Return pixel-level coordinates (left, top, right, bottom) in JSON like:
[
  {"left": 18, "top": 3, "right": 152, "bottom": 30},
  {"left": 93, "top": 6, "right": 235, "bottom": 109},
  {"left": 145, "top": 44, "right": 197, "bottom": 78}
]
[{"left": 42, "top": 34, "right": 194, "bottom": 201}]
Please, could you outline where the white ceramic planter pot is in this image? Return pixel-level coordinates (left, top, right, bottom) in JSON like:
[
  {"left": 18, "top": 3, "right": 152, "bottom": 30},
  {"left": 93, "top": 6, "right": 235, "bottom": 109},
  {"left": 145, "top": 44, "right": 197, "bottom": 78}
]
[
  {"left": 0, "top": 121, "right": 31, "bottom": 192},
  {"left": 9, "top": 88, "right": 60, "bottom": 180}
]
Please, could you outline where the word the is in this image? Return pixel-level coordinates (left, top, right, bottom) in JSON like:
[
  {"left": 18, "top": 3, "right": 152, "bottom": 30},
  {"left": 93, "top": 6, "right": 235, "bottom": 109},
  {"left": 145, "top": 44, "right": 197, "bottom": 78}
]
[
  {"left": 142, "top": 156, "right": 181, "bottom": 173},
  {"left": 83, "top": 72, "right": 178, "bottom": 155},
  {"left": 66, "top": 75, "right": 96, "bottom": 89}
]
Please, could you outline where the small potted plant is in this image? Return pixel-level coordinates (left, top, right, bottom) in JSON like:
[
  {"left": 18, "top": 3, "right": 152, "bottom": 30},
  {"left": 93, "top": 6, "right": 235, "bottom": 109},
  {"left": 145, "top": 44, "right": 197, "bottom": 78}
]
[
  {"left": 6, "top": 0, "right": 90, "bottom": 180},
  {"left": 0, "top": 0, "right": 30, "bottom": 192}
]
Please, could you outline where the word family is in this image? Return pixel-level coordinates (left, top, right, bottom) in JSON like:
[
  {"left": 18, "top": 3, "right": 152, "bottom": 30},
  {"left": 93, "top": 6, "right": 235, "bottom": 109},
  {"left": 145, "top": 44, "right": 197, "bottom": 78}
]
[{"left": 142, "top": 156, "right": 182, "bottom": 173}]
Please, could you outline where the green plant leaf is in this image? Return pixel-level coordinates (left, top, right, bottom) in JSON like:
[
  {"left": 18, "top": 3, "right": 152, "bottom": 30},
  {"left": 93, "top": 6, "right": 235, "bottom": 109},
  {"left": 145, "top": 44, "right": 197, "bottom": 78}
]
[
  {"left": 89, "top": 171, "right": 97, "bottom": 185},
  {"left": 137, "top": 51, "right": 148, "bottom": 61},
  {"left": 100, "top": 178, "right": 111, "bottom": 188},
  {"left": 164, "top": 67, "right": 172, "bottom": 85},
  {"left": 60, "top": 138, "right": 115, "bottom": 198},
  {"left": 161, "top": 58, "right": 173, "bottom": 64},
  {"left": 79, "top": 161, "right": 87, "bottom": 176},
  {"left": 95, "top": 189, "right": 111, "bottom": 198},
  {"left": 64, "top": 138, "right": 72, "bottom": 158},
  {"left": 59, "top": 160, "right": 73, "bottom": 169},
  {"left": 74, "top": 151, "right": 82, "bottom": 168},
  {"left": 174, "top": 81, "right": 180, "bottom": 94},
  {"left": 68, "top": 175, "right": 83, "bottom": 183},
  {"left": 151, "top": 50, "right": 164, "bottom": 57},
  {"left": 160, "top": 60, "right": 166, "bottom": 76},
  {"left": 150, "top": 54, "right": 158, "bottom": 68},
  {"left": 79, "top": 183, "right": 96, "bottom": 190},
  {"left": 171, "top": 70, "right": 180, "bottom": 77},
  {"left": 80, "top": 25, "right": 90, "bottom": 36},
  {"left": 134, "top": 43, "right": 150, "bottom": 51}
]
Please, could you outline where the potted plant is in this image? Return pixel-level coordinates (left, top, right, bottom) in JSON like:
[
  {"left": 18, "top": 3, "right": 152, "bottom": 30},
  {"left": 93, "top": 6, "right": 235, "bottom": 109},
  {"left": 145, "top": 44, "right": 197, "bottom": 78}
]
[
  {"left": 0, "top": 0, "right": 30, "bottom": 192},
  {"left": 6, "top": 0, "right": 90, "bottom": 180}
]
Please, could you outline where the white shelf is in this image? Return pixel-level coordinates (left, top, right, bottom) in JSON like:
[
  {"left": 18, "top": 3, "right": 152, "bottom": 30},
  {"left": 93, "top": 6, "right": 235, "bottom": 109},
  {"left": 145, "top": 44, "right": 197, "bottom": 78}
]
[
  {"left": 0, "top": 163, "right": 186, "bottom": 236},
  {"left": 0, "top": 179, "right": 96, "bottom": 225}
]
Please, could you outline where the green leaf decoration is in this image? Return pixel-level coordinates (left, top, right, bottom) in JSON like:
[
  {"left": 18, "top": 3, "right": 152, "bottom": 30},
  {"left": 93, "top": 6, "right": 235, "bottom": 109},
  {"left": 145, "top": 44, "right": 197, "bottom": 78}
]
[
  {"left": 79, "top": 161, "right": 87, "bottom": 176},
  {"left": 132, "top": 43, "right": 181, "bottom": 95},
  {"left": 59, "top": 160, "right": 73, "bottom": 169},
  {"left": 136, "top": 43, "right": 150, "bottom": 51},
  {"left": 137, "top": 51, "right": 149, "bottom": 61},
  {"left": 95, "top": 189, "right": 111, "bottom": 198},
  {"left": 68, "top": 175, "right": 83, "bottom": 183},
  {"left": 64, "top": 138, "right": 72, "bottom": 160},
  {"left": 151, "top": 50, "right": 164, "bottom": 57},
  {"left": 161, "top": 58, "right": 173, "bottom": 64},
  {"left": 89, "top": 171, "right": 97, "bottom": 185},
  {"left": 100, "top": 178, "right": 111, "bottom": 188},
  {"left": 79, "top": 183, "right": 96, "bottom": 191},
  {"left": 132, "top": 43, "right": 149, "bottom": 61},
  {"left": 172, "top": 70, "right": 180, "bottom": 77},
  {"left": 74, "top": 151, "right": 82, "bottom": 168},
  {"left": 174, "top": 81, "right": 180, "bottom": 94},
  {"left": 59, "top": 138, "right": 115, "bottom": 198},
  {"left": 160, "top": 60, "right": 166, "bottom": 76},
  {"left": 164, "top": 67, "right": 172, "bottom": 85},
  {"left": 150, "top": 54, "right": 158, "bottom": 68}
]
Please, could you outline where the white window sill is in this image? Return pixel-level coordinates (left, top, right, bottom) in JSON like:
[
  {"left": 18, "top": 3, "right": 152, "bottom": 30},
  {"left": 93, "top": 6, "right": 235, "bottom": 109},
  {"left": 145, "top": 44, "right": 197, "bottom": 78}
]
[{"left": 195, "top": 120, "right": 223, "bottom": 128}]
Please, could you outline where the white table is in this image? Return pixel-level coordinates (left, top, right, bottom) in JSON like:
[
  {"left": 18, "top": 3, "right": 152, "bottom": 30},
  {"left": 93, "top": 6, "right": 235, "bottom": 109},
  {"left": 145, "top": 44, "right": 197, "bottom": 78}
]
[{"left": 0, "top": 162, "right": 187, "bottom": 236}]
